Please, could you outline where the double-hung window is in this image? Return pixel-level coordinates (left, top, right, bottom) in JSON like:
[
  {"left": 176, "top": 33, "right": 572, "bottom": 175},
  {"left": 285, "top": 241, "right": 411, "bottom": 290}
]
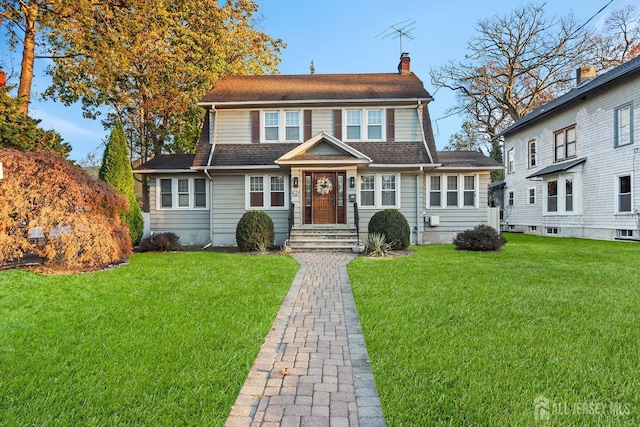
[
  {"left": 381, "top": 174, "right": 396, "bottom": 206},
  {"left": 158, "top": 178, "right": 208, "bottom": 209},
  {"left": 615, "top": 103, "right": 633, "bottom": 147},
  {"left": 359, "top": 175, "right": 375, "bottom": 207},
  {"left": 565, "top": 179, "right": 573, "bottom": 212},
  {"left": 463, "top": 175, "right": 476, "bottom": 207},
  {"left": 264, "top": 111, "right": 279, "bottom": 141},
  {"left": 547, "top": 181, "right": 558, "bottom": 212},
  {"left": 367, "top": 110, "right": 383, "bottom": 139},
  {"left": 429, "top": 176, "right": 442, "bottom": 207},
  {"left": 285, "top": 111, "right": 300, "bottom": 141},
  {"left": 247, "top": 175, "right": 288, "bottom": 209},
  {"left": 346, "top": 110, "right": 362, "bottom": 140},
  {"left": 359, "top": 174, "right": 399, "bottom": 208},
  {"left": 617, "top": 174, "right": 632, "bottom": 213},
  {"left": 554, "top": 126, "right": 576, "bottom": 162},
  {"left": 446, "top": 176, "right": 458, "bottom": 207},
  {"left": 528, "top": 188, "right": 536, "bottom": 205}
]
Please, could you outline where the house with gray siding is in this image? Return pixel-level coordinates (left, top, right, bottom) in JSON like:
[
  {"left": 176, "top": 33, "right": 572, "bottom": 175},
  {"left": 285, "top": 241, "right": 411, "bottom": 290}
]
[
  {"left": 501, "top": 55, "right": 640, "bottom": 240},
  {"left": 136, "top": 54, "right": 502, "bottom": 248}
]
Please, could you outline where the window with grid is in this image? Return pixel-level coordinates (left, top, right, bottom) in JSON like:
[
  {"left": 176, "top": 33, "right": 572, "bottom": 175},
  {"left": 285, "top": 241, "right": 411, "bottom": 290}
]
[
  {"left": 381, "top": 174, "right": 396, "bottom": 206},
  {"left": 177, "top": 179, "right": 190, "bottom": 207},
  {"left": 446, "top": 176, "right": 458, "bottom": 207},
  {"left": 194, "top": 178, "right": 207, "bottom": 208},
  {"left": 285, "top": 111, "right": 300, "bottom": 141},
  {"left": 528, "top": 188, "right": 536, "bottom": 205},
  {"left": 264, "top": 111, "right": 279, "bottom": 141},
  {"left": 250, "top": 176, "right": 264, "bottom": 207},
  {"left": 554, "top": 126, "right": 576, "bottom": 162},
  {"left": 160, "top": 179, "right": 172, "bottom": 208},
  {"left": 367, "top": 110, "right": 383, "bottom": 139},
  {"left": 463, "top": 175, "right": 475, "bottom": 207},
  {"left": 508, "top": 191, "right": 514, "bottom": 206},
  {"left": 346, "top": 110, "right": 361, "bottom": 139},
  {"left": 360, "top": 174, "right": 375, "bottom": 206},
  {"left": 429, "top": 176, "right": 441, "bottom": 207},
  {"left": 270, "top": 176, "right": 285, "bottom": 207}
]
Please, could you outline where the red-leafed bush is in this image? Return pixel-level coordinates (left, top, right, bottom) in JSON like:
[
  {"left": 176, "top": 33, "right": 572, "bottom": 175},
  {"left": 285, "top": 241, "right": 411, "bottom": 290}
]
[{"left": 0, "top": 148, "right": 132, "bottom": 270}]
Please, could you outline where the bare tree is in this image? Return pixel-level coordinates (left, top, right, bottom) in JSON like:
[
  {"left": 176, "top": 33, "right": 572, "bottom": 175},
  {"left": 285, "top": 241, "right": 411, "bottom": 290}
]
[
  {"left": 592, "top": 5, "right": 640, "bottom": 69},
  {"left": 431, "top": 4, "right": 592, "bottom": 148}
]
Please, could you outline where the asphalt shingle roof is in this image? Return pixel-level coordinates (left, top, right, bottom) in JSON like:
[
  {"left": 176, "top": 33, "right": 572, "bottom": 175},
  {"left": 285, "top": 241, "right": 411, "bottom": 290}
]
[
  {"left": 526, "top": 157, "right": 586, "bottom": 178},
  {"left": 437, "top": 151, "right": 504, "bottom": 168},
  {"left": 200, "top": 73, "right": 432, "bottom": 104},
  {"left": 135, "top": 154, "right": 195, "bottom": 171}
]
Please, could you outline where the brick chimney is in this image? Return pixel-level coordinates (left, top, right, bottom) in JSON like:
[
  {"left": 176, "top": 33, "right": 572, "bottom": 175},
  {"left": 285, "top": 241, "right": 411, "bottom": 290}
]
[
  {"left": 576, "top": 66, "right": 596, "bottom": 86},
  {"left": 398, "top": 52, "right": 411, "bottom": 75},
  {"left": 0, "top": 69, "right": 6, "bottom": 87}
]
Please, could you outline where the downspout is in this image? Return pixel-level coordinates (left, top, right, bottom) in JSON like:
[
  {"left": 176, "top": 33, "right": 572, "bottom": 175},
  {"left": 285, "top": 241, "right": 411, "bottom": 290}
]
[
  {"left": 205, "top": 107, "right": 217, "bottom": 245},
  {"left": 416, "top": 173, "right": 421, "bottom": 245}
]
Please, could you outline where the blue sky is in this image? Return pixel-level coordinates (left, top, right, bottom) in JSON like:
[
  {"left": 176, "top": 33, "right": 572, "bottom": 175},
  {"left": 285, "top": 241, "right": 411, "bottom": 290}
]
[{"left": 0, "top": 0, "right": 628, "bottom": 161}]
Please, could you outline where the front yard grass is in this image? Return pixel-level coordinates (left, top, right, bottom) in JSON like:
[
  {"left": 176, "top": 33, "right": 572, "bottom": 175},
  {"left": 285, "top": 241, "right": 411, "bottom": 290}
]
[
  {"left": 349, "top": 233, "right": 640, "bottom": 426},
  {"left": 0, "top": 252, "right": 299, "bottom": 426}
]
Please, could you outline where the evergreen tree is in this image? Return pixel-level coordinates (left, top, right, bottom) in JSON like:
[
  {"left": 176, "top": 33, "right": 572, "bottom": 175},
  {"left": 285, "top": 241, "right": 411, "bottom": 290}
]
[{"left": 99, "top": 121, "right": 143, "bottom": 245}]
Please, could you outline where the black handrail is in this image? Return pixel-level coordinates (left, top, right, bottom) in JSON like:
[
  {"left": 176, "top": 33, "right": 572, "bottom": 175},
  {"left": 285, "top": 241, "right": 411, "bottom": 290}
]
[
  {"left": 288, "top": 202, "right": 294, "bottom": 237},
  {"left": 353, "top": 202, "right": 360, "bottom": 244}
]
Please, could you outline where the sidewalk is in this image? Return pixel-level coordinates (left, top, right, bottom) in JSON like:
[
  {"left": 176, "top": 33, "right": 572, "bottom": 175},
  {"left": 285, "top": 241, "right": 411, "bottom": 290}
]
[{"left": 225, "top": 252, "right": 385, "bottom": 427}]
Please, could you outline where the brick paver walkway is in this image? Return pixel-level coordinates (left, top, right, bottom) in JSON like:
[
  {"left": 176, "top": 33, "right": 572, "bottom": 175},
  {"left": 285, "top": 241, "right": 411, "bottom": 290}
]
[{"left": 225, "top": 252, "right": 385, "bottom": 427}]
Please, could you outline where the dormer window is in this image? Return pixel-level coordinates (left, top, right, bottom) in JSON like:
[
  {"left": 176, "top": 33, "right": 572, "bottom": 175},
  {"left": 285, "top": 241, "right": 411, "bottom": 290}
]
[
  {"left": 344, "top": 109, "right": 385, "bottom": 141},
  {"left": 262, "top": 110, "right": 303, "bottom": 142}
]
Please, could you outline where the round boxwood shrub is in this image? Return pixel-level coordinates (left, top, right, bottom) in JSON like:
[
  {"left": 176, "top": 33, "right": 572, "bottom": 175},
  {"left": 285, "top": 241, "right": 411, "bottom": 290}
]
[
  {"left": 236, "top": 211, "right": 275, "bottom": 251},
  {"left": 367, "top": 209, "right": 410, "bottom": 250},
  {"left": 453, "top": 224, "right": 507, "bottom": 251}
]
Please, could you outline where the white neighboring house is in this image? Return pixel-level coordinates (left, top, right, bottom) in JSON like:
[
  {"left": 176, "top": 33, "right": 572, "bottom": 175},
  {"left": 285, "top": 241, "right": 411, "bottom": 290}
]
[{"left": 501, "top": 56, "right": 640, "bottom": 240}]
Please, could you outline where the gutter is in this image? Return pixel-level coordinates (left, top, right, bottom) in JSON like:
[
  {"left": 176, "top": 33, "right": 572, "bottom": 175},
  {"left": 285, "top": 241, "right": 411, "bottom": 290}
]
[{"left": 198, "top": 97, "right": 433, "bottom": 108}]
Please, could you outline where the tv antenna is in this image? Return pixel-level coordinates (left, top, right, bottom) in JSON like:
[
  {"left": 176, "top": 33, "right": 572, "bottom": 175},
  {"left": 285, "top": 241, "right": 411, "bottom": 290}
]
[{"left": 375, "top": 19, "right": 416, "bottom": 53}]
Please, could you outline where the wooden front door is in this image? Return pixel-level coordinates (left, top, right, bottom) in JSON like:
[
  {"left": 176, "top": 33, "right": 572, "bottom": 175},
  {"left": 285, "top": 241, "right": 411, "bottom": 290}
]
[{"left": 304, "top": 172, "right": 346, "bottom": 224}]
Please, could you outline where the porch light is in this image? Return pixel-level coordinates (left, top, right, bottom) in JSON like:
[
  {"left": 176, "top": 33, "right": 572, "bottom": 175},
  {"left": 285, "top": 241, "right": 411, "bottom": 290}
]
[
  {"left": 292, "top": 176, "right": 299, "bottom": 188},
  {"left": 349, "top": 176, "right": 355, "bottom": 188}
]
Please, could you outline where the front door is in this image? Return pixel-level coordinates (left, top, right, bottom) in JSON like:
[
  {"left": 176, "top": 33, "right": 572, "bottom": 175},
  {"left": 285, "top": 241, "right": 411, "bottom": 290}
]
[{"left": 304, "top": 172, "right": 346, "bottom": 224}]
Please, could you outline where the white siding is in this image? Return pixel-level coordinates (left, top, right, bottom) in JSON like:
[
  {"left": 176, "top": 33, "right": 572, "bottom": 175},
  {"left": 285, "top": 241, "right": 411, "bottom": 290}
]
[{"left": 504, "top": 74, "right": 640, "bottom": 240}]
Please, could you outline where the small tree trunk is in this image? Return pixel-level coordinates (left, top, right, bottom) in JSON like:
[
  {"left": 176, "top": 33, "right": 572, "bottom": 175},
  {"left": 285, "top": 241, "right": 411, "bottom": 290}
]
[{"left": 18, "top": 3, "right": 39, "bottom": 116}]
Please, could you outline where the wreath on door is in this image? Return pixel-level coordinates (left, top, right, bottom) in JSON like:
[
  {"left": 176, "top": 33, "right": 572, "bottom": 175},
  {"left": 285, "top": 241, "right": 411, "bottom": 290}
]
[{"left": 315, "top": 177, "right": 333, "bottom": 195}]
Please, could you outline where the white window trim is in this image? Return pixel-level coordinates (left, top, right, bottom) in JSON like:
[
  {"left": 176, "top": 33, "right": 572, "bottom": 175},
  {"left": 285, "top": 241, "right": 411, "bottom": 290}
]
[
  {"left": 343, "top": 108, "right": 386, "bottom": 142},
  {"left": 427, "top": 174, "right": 480, "bottom": 209},
  {"left": 261, "top": 109, "right": 303, "bottom": 142},
  {"left": 528, "top": 140, "right": 537, "bottom": 168},
  {"left": 358, "top": 173, "right": 401, "bottom": 209},
  {"left": 543, "top": 174, "right": 580, "bottom": 215},
  {"left": 614, "top": 172, "right": 633, "bottom": 215},
  {"left": 245, "top": 174, "right": 289, "bottom": 210},
  {"left": 156, "top": 177, "right": 209, "bottom": 210}
]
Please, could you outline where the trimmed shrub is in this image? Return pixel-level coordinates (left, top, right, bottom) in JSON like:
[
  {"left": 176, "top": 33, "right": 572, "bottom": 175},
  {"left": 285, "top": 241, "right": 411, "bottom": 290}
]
[
  {"left": 138, "top": 232, "right": 180, "bottom": 252},
  {"left": 453, "top": 225, "right": 507, "bottom": 251},
  {"left": 367, "top": 209, "right": 411, "bottom": 250},
  {"left": 236, "top": 211, "right": 274, "bottom": 251}
]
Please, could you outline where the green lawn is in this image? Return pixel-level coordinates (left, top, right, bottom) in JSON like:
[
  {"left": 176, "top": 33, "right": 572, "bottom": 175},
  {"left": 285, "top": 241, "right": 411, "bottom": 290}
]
[
  {"left": 349, "top": 234, "right": 640, "bottom": 426},
  {"left": 0, "top": 252, "right": 299, "bottom": 426}
]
